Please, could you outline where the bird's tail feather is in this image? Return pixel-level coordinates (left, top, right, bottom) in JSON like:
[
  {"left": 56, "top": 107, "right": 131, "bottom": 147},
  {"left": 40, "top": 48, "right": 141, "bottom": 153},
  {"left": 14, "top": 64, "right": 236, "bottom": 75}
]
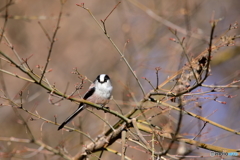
[{"left": 58, "top": 104, "right": 84, "bottom": 130}]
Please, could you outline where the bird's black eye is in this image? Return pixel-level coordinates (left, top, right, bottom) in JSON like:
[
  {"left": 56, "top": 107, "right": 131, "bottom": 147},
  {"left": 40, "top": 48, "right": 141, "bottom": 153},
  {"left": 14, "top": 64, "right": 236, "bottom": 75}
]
[
  {"left": 104, "top": 75, "right": 110, "bottom": 82},
  {"left": 96, "top": 75, "right": 100, "bottom": 82}
]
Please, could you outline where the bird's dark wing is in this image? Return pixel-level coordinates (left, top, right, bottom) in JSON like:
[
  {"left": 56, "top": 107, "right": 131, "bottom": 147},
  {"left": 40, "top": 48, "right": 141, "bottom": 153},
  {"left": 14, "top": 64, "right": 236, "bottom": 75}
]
[
  {"left": 77, "top": 86, "right": 95, "bottom": 108},
  {"left": 83, "top": 87, "right": 95, "bottom": 100}
]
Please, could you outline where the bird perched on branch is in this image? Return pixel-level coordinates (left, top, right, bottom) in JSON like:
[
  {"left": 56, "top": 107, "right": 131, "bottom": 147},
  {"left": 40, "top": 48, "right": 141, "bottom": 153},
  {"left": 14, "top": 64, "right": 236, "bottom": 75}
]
[{"left": 58, "top": 74, "right": 113, "bottom": 130}]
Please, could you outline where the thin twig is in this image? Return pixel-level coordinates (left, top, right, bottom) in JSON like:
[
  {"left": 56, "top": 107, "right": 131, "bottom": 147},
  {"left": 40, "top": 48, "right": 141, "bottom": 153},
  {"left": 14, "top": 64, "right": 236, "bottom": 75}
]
[
  {"left": 39, "top": 3, "right": 63, "bottom": 83},
  {"left": 121, "top": 130, "right": 127, "bottom": 160},
  {"left": 155, "top": 67, "right": 160, "bottom": 89},
  {"left": 0, "top": 68, "right": 35, "bottom": 82},
  {"left": 112, "top": 98, "right": 124, "bottom": 115},
  {"left": 3, "top": 34, "right": 26, "bottom": 68},
  {"left": 202, "top": 83, "right": 240, "bottom": 88},
  {"left": 143, "top": 77, "right": 155, "bottom": 90},
  {"left": 103, "top": 2, "right": 121, "bottom": 22},
  {"left": 151, "top": 133, "right": 155, "bottom": 160},
  {"left": 193, "top": 121, "right": 207, "bottom": 140},
  {"left": 38, "top": 21, "right": 51, "bottom": 42}
]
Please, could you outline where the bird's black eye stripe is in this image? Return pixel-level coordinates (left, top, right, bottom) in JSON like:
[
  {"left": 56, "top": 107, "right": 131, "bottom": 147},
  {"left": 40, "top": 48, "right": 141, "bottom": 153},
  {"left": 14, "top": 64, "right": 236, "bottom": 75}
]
[
  {"left": 96, "top": 75, "right": 100, "bottom": 82},
  {"left": 104, "top": 75, "right": 110, "bottom": 82},
  {"left": 96, "top": 74, "right": 110, "bottom": 83}
]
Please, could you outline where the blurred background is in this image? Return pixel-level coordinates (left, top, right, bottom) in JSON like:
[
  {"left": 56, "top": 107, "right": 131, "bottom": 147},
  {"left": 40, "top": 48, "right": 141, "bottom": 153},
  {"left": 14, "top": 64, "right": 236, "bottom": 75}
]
[{"left": 0, "top": 0, "right": 240, "bottom": 159}]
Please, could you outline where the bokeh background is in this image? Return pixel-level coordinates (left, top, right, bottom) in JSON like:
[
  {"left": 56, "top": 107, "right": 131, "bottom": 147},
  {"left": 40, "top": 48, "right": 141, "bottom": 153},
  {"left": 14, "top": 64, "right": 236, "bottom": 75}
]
[{"left": 0, "top": 0, "right": 240, "bottom": 159}]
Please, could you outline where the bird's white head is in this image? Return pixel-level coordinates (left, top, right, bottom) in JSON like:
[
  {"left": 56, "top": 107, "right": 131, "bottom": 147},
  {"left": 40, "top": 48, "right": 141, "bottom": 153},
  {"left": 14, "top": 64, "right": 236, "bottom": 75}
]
[{"left": 94, "top": 74, "right": 113, "bottom": 99}]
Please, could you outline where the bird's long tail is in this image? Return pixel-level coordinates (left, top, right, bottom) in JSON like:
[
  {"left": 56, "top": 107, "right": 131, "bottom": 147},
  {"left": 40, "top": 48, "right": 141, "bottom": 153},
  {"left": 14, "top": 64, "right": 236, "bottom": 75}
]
[{"left": 58, "top": 104, "right": 84, "bottom": 130}]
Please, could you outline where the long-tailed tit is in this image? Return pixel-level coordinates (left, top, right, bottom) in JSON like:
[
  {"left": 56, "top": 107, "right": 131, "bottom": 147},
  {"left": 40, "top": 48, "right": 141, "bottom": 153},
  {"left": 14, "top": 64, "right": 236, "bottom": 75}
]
[{"left": 58, "top": 74, "right": 113, "bottom": 130}]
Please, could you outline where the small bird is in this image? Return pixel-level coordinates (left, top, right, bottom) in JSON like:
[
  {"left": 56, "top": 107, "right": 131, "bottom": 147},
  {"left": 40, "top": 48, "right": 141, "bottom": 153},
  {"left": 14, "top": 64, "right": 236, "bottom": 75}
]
[{"left": 58, "top": 74, "right": 113, "bottom": 130}]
